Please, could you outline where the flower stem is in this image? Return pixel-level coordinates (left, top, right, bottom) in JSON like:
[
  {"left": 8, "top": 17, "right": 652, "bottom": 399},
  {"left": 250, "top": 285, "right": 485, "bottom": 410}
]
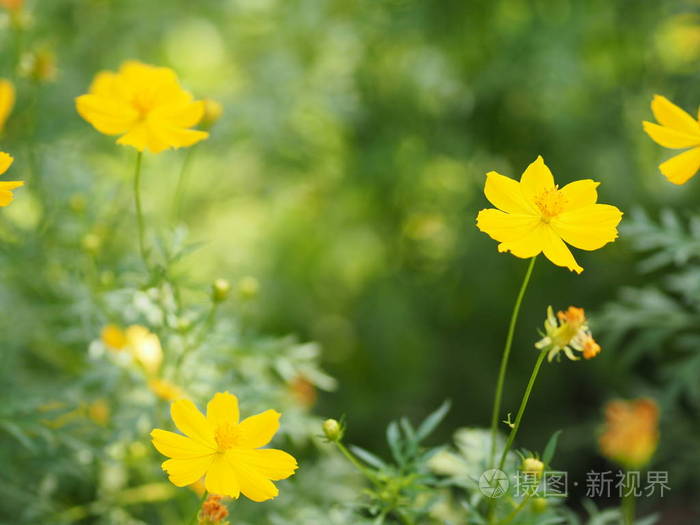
[
  {"left": 500, "top": 493, "right": 533, "bottom": 525},
  {"left": 172, "top": 147, "right": 195, "bottom": 221},
  {"left": 498, "top": 348, "right": 548, "bottom": 470},
  {"left": 622, "top": 471, "right": 636, "bottom": 525},
  {"left": 187, "top": 490, "right": 207, "bottom": 525},
  {"left": 132, "top": 151, "right": 149, "bottom": 271},
  {"left": 489, "top": 256, "right": 537, "bottom": 466},
  {"left": 335, "top": 441, "right": 376, "bottom": 482}
]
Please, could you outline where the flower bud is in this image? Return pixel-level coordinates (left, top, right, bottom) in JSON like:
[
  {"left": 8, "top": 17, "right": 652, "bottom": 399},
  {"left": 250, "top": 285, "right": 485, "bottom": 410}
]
[
  {"left": 211, "top": 278, "right": 231, "bottom": 303},
  {"left": 531, "top": 498, "right": 547, "bottom": 513},
  {"left": 201, "top": 99, "right": 223, "bottom": 128},
  {"left": 521, "top": 457, "right": 544, "bottom": 478},
  {"left": 237, "top": 276, "right": 259, "bottom": 300},
  {"left": 322, "top": 418, "right": 343, "bottom": 442}
]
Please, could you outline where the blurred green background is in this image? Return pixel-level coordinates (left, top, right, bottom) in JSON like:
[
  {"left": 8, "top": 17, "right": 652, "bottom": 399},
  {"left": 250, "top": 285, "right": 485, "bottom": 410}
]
[{"left": 2, "top": 0, "right": 700, "bottom": 521}]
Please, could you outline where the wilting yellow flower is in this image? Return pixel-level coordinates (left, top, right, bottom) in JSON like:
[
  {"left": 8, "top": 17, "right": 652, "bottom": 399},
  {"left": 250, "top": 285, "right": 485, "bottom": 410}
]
[
  {"left": 151, "top": 392, "right": 298, "bottom": 501},
  {"left": 476, "top": 156, "right": 622, "bottom": 273},
  {"left": 643, "top": 95, "right": 700, "bottom": 185},
  {"left": 199, "top": 494, "right": 229, "bottom": 524},
  {"left": 75, "top": 61, "right": 208, "bottom": 154},
  {"left": 0, "top": 153, "right": 23, "bottom": 206},
  {"left": 0, "top": 0, "right": 22, "bottom": 11},
  {"left": 0, "top": 79, "right": 15, "bottom": 132},
  {"left": 599, "top": 398, "right": 659, "bottom": 470},
  {"left": 535, "top": 306, "right": 602, "bottom": 362},
  {"left": 125, "top": 325, "right": 163, "bottom": 375},
  {"left": 149, "top": 378, "right": 186, "bottom": 402}
]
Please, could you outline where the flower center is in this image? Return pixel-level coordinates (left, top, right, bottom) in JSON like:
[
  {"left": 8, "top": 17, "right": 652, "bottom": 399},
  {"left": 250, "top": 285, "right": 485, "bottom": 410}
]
[
  {"left": 533, "top": 187, "right": 567, "bottom": 221},
  {"left": 131, "top": 93, "right": 155, "bottom": 120},
  {"left": 215, "top": 422, "right": 239, "bottom": 451}
]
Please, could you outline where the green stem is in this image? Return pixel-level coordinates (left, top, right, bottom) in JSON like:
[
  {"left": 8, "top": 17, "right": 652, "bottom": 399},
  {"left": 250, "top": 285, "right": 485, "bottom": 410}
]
[
  {"left": 172, "top": 147, "right": 195, "bottom": 221},
  {"left": 498, "top": 349, "right": 548, "bottom": 471},
  {"left": 132, "top": 151, "right": 148, "bottom": 270},
  {"left": 187, "top": 490, "right": 207, "bottom": 525},
  {"left": 335, "top": 441, "right": 376, "bottom": 482},
  {"left": 500, "top": 493, "right": 533, "bottom": 525},
  {"left": 489, "top": 256, "right": 537, "bottom": 466},
  {"left": 622, "top": 471, "right": 636, "bottom": 525}
]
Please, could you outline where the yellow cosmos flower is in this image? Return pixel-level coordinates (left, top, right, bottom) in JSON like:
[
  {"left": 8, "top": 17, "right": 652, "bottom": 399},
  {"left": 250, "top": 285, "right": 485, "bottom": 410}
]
[
  {"left": 75, "top": 61, "right": 208, "bottom": 154},
  {"left": 149, "top": 378, "right": 186, "bottom": 402},
  {"left": 599, "top": 398, "right": 659, "bottom": 470},
  {"left": 0, "top": 79, "right": 15, "bottom": 133},
  {"left": 151, "top": 392, "right": 298, "bottom": 501},
  {"left": 0, "top": 153, "right": 23, "bottom": 206},
  {"left": 125, "top": 325, "right": 163, "bottom": 375},
  {"left": 643, "top": 94, "right": 700, "bottom": 185},
  {"left": 476, "top": 156, "right": 622, "bottom": 273}
]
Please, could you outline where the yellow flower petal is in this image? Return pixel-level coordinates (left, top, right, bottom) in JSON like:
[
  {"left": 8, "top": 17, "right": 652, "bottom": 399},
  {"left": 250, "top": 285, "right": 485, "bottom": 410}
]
[
  {"left": 484, "top": 171, "right": 537, "bottom": 214},
  {"left": 151, "top": 429, "right": 214, "bottom": 458},
  {"left": 476, "top": 209, "right": 541, "bottom": 243},
  {"left": 116, "top": 122, "right": 171, "bottom": 153},
  {"left": 0, "top": 151, "right": 13, "bottom": 175},
  {"left": 659, "top": 146, "right": 700, "bottom": 185},
  {"left": 171, "top": 399, "right": 217, "bottom": 449},
  {"left": 651, "top": 94, "right": 700, "bottom": 136},
  {"left": 205, "top": 454, "right": 241, "bottom": 498},
  {"left": 0, "top": 79, "right": 15, "bottom": 132},
  {"left": 558, "top": 179, "right": 599, "bottom": 212},
  {"left": 76, "top": 94, "right": 139, "bottom": 135},
  {"left": 541, "top": 227, "right": 583, "bottom": 274},
  {"left": 520, "top": 156, "right": 554, "bottom": 200},
  {"left": 162, "top": 455, "right": 214, "bottom": 487},
  {"left": 642, "top": 121, "right": 700, "bottom": 149},
  {"left": 232, "top": 448, "right": 298, "bottom": 481},
  {"left": 237, "top": 409, "right": 281, "bottom": 449},
  {"left": 206, "top": 392, "right": 239, "bottom": 429},
  {"left": 151, "top": 100, "right": 205, "bottom": 129},
  {"left": 497, "top": 222, "right": 548, "bottom": 259},
  {"left": 231, "top": 460, "right": 280, "bottom": 502},
  {"left": 551, "top": 204, "right": 623, "bottom": 251}
]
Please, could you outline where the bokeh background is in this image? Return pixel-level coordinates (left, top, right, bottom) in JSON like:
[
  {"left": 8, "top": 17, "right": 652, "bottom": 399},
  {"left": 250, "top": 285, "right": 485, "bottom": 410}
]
[{"left": 1, "top": 0, "right": 700, "bottom": 522}]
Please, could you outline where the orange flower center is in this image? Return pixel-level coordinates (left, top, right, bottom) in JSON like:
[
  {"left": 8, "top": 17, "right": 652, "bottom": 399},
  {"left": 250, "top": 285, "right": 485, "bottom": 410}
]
[
  {"left": 215, "top": 422, "right": 240, "bottom": 451},
  {"left": 131, "top": 93, "right": 155, "bottom": 120},
  {"left": 534, "top": 187, "right": 567, "bottom": 221}
]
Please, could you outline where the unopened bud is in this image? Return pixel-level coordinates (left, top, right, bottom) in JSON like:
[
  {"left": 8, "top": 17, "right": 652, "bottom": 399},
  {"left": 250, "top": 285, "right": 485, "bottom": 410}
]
[
  {"left": 531, "top": 497, "right": 547, "bottom": 513},
  {"left": 201, "top": 99, "right": 223, "bottom": 128},
  {"left": 212, "top": 278, "right": 231, "bottom": 303},
  {"left": 322, "top": 418, "right": 343, "bottom": 442},
  {"left": 521, "top": 457, "right": 544, "bottom": 478},
  {"left": 237, "top": 276, "right": 259, "bottom": 300}
]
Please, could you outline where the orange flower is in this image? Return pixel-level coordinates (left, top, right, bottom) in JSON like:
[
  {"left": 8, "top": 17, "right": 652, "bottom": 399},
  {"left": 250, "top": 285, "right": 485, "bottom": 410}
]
[{"left": 599, "top": 398, "right": 659, "bottom": 469}]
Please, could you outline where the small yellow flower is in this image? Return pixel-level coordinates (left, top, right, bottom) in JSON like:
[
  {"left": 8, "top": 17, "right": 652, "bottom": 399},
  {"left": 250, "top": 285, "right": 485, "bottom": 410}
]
[
  {"left": 599, "top": 398, "right": 659, "bottom": 470},
  {"left": 643, "top": 95, "right": 700, "bottom": 184},
  {"left": 151, "top": 392, "right": 298, "bottom": 501},
  {"left": 149, "top": 378, "right": 186, "bottom": 402},
  {"left": 101, "top": 324, "right": 128, "bottom": 350},
  {"left": 125, "top": 325, "right": 163, "bottom": 375},
  {"left": 0, "top": 0, "right": 22, "bottom": 11},
  {"left": 0, "top": 153, "right": 23, "bottom": 206},
  {"left": 0, "top": 79, "right": 15, "bottom": 132},
  {"left": 476, "top": 156, "right": 623, "bottom": 273},
  {"left": 535, "top": 306, "right": 602, "bottom": 362},
  {"left": 75, "top": 61, "right": 208, "bottom": 154}
]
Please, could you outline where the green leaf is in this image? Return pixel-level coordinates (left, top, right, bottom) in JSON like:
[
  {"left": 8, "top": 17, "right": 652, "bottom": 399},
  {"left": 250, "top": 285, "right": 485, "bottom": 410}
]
[
  {"left": 386, "top": 421, "right": 403, "bottom": 464},
  {"left": 350, "top": 445, "right": 386, "bottom": 469},
  {"left": 542, "top": 429, "right": 562, "bottom": 465},
  {"left": 416, "top": 400, "right": 451, "bottom": 442}
]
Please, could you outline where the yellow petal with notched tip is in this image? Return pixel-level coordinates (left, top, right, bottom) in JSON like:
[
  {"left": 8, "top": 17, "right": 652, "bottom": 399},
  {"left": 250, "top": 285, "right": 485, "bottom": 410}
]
[
  {"left": 659, "top": 146, "right": 700, "bottom": 185},
  {"left": 651, "top": 95, "right": 700, "bottom": 136},
  {"left": 484, "top": 171, "right": 537, "bottom": 215},
  {"left": 643, "top": 121, "right": 700, "bottom": 149},
  {"left": 162, "top": 455, "right": 214, "bottom": 487},
  {"left": 171, "top": 399, "right": 216, "bottom": 449},
  {"left": 551, "top": 203, "right": 623, "bottom": 251},
  {"left": 206, "top": 391, "right": 239, "bottom": 428},
  {"left": 237, "top": 409, "right": 281, "bottom": 449},
  {"left": 476, "top": 209, "right": 541, "bottom": 244},
  {"left": 520, "top": 156, "right": 555, "bottom": 200}
]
